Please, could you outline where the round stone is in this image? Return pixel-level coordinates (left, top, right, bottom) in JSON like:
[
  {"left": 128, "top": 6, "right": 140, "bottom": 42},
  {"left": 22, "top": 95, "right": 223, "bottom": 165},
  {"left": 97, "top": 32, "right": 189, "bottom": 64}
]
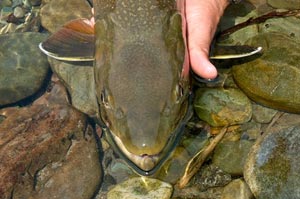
[
  {"left": 194, "top": 88, "right": 252, "bottom": 127},
  {"left": 107, "top": 177, "right": 173, "bottom": 199},
  {"left": 244, "top": 125, "right": 300, "bottom": 199},
  {"left": 40, "top": 0, "right": 92, "bottom": 33},
  {"left": 221, "top": 179, "right": 253, "bottom": 199},
  {"left": 0, "top": 32, "right": 50, "bottom": 106},
  {"left": 212, "top": 140, "right": 254, "bottom": 176},
  {"left": 13, "top": 6, "right": 25, "bottom": 18},
  {"left": 232, "top": 33, "right": 300, "bottom": 113}
]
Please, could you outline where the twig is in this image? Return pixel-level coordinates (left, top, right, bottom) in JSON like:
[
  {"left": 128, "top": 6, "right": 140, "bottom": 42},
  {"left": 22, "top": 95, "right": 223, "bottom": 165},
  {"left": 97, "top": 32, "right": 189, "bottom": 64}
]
[
  {"left": 177, "top": 126, "right": 228, "bottom": 188},
  {"left": 264, "top": 111, "right": 284, "bottom": 134},
  {"left": 219, "top": 9, "right": 300, "bottom": 38}
]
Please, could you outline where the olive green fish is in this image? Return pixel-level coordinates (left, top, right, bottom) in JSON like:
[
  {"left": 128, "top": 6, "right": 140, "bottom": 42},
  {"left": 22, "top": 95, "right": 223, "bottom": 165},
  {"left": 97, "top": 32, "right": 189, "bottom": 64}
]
[{"left": 39, "top": 0, "right": 261, "bottom": 175}]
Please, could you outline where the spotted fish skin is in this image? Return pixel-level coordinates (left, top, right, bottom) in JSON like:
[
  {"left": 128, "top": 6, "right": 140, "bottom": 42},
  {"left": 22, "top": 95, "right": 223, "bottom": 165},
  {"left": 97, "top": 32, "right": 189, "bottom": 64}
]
[{"left": 93, "top": 0, "right": 190, "bottom": 174}]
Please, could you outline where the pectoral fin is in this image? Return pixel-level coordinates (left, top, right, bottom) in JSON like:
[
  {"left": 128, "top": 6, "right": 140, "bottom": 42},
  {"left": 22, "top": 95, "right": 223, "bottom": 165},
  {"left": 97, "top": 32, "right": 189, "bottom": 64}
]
[
  {"left": 210, "top": 45, "right": 262, "bottom": 59},
  {"left": 39, "top": 19, "right": 95, "bottom": 61}
]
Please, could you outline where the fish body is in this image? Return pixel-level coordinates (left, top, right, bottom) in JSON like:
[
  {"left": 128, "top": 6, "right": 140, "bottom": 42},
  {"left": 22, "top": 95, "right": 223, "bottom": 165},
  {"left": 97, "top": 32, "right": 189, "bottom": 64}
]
[
  {"left": 93, "top": 0, "right": 190, "bottom": 175},
  {"left": 39, "top": 0, "right": 261, "bottom": 176}
]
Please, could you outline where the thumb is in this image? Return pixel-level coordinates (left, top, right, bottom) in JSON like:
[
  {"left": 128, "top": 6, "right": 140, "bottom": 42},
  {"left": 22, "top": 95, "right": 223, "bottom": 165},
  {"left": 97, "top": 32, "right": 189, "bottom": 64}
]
[{"left": 185, "top": 0, "right": 228, "bottom": 79}]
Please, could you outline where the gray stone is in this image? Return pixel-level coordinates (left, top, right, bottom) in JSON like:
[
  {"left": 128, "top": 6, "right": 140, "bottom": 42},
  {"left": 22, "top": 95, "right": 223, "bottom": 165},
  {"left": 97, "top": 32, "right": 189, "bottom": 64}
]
[
  {"left": 0, "top": 32, "right": 50, "bottom": 106},
  {"left": 212, "top": 140, "right": 254, "bottom": 176},
  {"left": 27, "top": 0, "right": 42, "bottom": 6},
  {"left": 157, "top": 146, "right": 191, "bottom": 184},
  {"left": 240, "top": 122, "right": 262, "bottom": 141},
  {"left": 173, "top": 186, "right": 223, "bottom": 199},
  {"left": 182, "top": 133, "right": 210, "bottom": 156},
  {"left": 13, "top": 6, "right": 24, "bottom": 18},
  {"left": 221, "top": 179, "right": 254, "bottom": 199},
  {"left": 244, "top": 125, "right": 300, "bottom": 199},
  {"left": 267, "top": 0, "right": 300, "bottom": 9},
  {"left": 107, "top": 158, "right": 135, "bottom": 184},
  {"left": 194, "top": 88, "right": 252, "bottom": 127},
  {"left": 48, "top": 58, "right": 99, "bottom": 120},
  {"left": 192, "top": 165, "right": 232, "bottom": 191},
  {"left": 107, "top": 177, "right": 173, "bottom": 199},
  {"left": 252, "top": 103, "right": 278, "bottom": 124}
]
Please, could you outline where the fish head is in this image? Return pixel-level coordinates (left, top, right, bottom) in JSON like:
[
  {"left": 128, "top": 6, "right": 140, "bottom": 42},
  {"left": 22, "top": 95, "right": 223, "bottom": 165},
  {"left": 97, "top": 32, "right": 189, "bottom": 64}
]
[{"left": 93, "top": 0, "right": 191, "bottom": 175}]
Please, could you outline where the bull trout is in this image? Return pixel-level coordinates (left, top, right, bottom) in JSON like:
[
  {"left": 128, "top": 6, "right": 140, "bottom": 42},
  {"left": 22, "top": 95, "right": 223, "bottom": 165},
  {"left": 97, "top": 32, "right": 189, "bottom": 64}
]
[
  {"left": 94, "top": 0, "right": 190, "bottom": 175},
  {"left": 39, "top": 0, "right": 261, "bottom": 176}
]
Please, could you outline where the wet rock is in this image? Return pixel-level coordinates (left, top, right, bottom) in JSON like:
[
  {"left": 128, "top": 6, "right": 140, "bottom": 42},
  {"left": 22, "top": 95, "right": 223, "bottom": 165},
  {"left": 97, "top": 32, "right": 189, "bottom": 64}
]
[
  {"left": 13, "top": 6, "right": 24, "bottom": 18},
  {"left": 259, "top": 16, "right": 300, "bottom": 43},
  {"left": 232, "top": 33, "right": 300, "bottom": 113},
  {"left": 192, "top": 165, "right": 232, "bottom": 191},
  {"left": 240, "top": 122, "right": 262, "bottom": 141},
  {"left": 0, "top": 81, "right": 102, "bottom": 199},
  {"left": 157, "top": 146, "right": 191, "bottom": 184},
  {"left": 27, "top": 0, "right": 42, "bottom": 6},
  {"left": 219, "top": 2, "right": 259, "bottom": 44},
  {"left": 173, "top": 186, "right": 224, "bottom": 199},
  {"left": 107, "top": 177, "right": 173, "bottom": 199},
  {"left": 268, "top": 113, "right": 300, "bottom": 130},
  {"left": 212, "top": 140, "right": 254, "bottom": 176},
  {"left": 221, "top": 179, "right": 253, "bottom": 199},
  {"left": 0, "top": 6, "right": 13, "bottom": 21},
  {"left": 252, "top": 103, "right": 278, "bottom": 124},
  {"left": 181, "top": 132, "right": 210, "bottom": 156},
  {"left": 244, "top": 125, "right": 300, "bottom": 199},
  {"left": 0, "top": 32, "right": 50, "bottom": 106},
  {"left": 11, "top": 0, "right": 23, "bottom": 8},
  {"left": 40, "top": 0, "right": 92, "bottom": 33},
  {"left": 267, "top": 0, "right": 300, "bottom": 9},
  {"left": 0, "top": 0, "right": 12, "bottom": 8},
  {"left": 107, "top": 158, "right": 135, "bottom": 184},
  {"left": 194, "top": 88, "right": 252, "bottom": 127},
  {"left": 48, "top": 58, "right": 99, "bottom": 120}
]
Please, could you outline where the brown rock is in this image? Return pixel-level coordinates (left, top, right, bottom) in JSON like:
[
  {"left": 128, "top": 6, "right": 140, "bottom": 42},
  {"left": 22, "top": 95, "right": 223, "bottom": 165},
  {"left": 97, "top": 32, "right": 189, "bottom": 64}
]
[
  {"left": 40, "top": 0, "right": 92, "bottom": 33},
  {"left": 0, "top": 81, "right": 102, "bottom": 199}
]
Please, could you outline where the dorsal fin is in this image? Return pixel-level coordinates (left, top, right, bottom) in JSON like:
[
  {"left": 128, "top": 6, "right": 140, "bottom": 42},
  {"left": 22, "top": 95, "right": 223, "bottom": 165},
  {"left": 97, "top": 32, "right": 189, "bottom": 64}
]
[{"left": 39, "top": 18, "right": 95, "bottom": 61}]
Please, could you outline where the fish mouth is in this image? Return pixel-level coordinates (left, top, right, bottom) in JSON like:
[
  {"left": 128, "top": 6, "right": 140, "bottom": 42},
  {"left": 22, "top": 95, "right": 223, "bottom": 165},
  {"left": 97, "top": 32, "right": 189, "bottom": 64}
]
[
  {"left": 102, "top": 94, "right": 193, "bottom": 176},
  {"left": 111, "top": 134, "right": 160, "bottom": 171}
]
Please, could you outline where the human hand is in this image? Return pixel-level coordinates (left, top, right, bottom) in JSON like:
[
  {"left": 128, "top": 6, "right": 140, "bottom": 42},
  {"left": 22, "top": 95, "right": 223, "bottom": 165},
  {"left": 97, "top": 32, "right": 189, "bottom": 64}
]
[
  {"left": 87, "top": 1, "right": 229, "bottom": 80},
  {"left": 185, "top": 0, "right": 229, "bottom": 79}
]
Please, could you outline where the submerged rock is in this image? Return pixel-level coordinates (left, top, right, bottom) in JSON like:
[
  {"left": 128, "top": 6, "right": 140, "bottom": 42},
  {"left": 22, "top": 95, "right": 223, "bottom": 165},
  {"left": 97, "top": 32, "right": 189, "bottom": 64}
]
[
  {"left": 0, "top": 81, "right": 102, "bottom": 199},
  {"left": 244, "top": 125, "right": 300, "bottom": 199},
  {"left": 221, "top": 179, "right": 253, "bottom": 199},
  {"left": 252, "top": 103, "right": 278, "bottom": 124},
  {"left": 107, "top": 177, "right": 173, "bottom": 199},
  {"left": 48, "top": 58, "right": 99, "bottom": 120},
  {"left": 40, "top": 0, "right": 92, "bottom": 33},
  {"left": 232, "top": 33, "right": 300, "bottom": 113},
  {"left": 192, "top": 165, "right": 232, "bottom": 191},
  {"left": 0, "top": 32, "right": 50, "bottom": 106},
  {"left": 212, "top": 140, "right": 254, "bottom": 176},
  {"left": 267, "top": 0, "right": 300, "bottom": 9},
  {"left": 194, "top": 88, "right": 252, "bottom": 127}
]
